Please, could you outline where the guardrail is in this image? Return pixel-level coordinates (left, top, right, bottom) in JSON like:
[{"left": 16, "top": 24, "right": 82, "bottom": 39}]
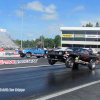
[
  {"left": 0, "top": 52, "right": 20, "bottom": 57},
  {"left": 0, "top": 58, "right": 48, "bottom": 65}
]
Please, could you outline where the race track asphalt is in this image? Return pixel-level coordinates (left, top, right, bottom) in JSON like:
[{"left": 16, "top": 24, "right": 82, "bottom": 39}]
[{"left": 0, "top": 57, "right": 100, "bottom": 100}]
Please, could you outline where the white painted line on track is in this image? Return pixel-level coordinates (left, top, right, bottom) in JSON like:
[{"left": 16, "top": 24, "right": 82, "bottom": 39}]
[
  {"left": 0, "top": 63, "right": 64, "bottom": 71},
  {"left": 36, "top": 80, "right": 100, "bottom": 100}
]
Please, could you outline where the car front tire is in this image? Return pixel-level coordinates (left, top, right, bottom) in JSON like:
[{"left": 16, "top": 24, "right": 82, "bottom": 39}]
[
  {"left": 65, "top": 57, "right": 74, "bottom": 68},
  {"left": 48, "top": 59, "right": 55, "bottom": 65},
  {"left": 20, "top": 54, "right": 25, "bottom": 58},
  {"left": 26, "top": 53, "right": 31, "bottom": 58}
]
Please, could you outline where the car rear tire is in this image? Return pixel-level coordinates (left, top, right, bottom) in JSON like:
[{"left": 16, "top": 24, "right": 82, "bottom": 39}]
[
  {"left": 48, "top": 59, "right": 55, "bottom": 65},
  {"left": 88, "top": 59, "right": 96, "bottom": 70},
  {"left": 65, "top": 57, "right": 74, "bottom": 68},
  {"left": 26, "top": 53, "right": 31, "bottom": 58}
]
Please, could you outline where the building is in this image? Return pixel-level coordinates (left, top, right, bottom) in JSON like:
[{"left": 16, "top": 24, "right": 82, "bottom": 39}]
[{"left": 60, "top": 27, "right": 100, "bottom": 53}]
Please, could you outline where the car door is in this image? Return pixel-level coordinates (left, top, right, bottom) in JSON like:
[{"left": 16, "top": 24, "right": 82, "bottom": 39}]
[
  {"left": 38, "top": 48, "right": 44, "bottom": 54},
  {"left": 80, "top": 49, "right": 89, "bottom": 62},
  {"left": 34, "top": 48, "right": 44, "bottom": 54},
  {"left": 31, "top": 48, "right": 37, "bottom": 54}
]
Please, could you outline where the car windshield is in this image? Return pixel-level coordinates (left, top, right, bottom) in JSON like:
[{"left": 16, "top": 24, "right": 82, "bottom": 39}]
[
  {"left": 30, "top": 48, "right": 37, "bottom": 50},
  {"left": 68, "top": 47, "right": 81, "bottom": 52}
]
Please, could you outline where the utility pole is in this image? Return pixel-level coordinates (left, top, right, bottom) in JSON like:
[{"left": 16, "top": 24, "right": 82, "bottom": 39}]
[
  {"left": 18, "top": 4, "right": 26, "bottom": 49},
  {"left": 43, "top": 36, "right": 44, "bottom": 48},
  {"left": 41, "top": 35, "right": 42, "bottom": 48}
]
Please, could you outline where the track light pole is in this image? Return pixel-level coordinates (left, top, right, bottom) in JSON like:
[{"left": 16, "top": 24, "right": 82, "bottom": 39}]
[{"left": 18, "top": 4, "right": 26, "bottom": 49}]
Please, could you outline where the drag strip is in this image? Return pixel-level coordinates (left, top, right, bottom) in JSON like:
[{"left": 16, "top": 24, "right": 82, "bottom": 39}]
[
  {"left": 0, "top": 57, "right": 100, "bottom": 100},
  {"left": 0, "top": 63, "right": 100, "bottom": 100}
]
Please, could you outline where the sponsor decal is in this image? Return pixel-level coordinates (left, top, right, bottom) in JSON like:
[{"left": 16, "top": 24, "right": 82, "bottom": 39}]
[
  {"left": 5, "top": 52, "right": 14, "bottom": 56},
  {"left": 85, "top": 35, "right": 98, "bottom": 38},
  {"left": 14, "top": 52, "right": 19, "bottom": 55},
  {"left": 0, "top": 48, "right": 4, "bottom": 51},
  {"left": 15, "top": 59, "right": 38, "bottom": 64},
  {"left": 98, "top": 35, "right": 100, "bottom": 38},
  {"left": 74, "top": 34, "right": 85, "bottom": 38},
  {"left": 0, "top": 59, "right": 38, "bottom": 65},
  {"left": 0, "top": 60, "right": 15, "bottom": 64},
  {"left": 5, "top": 52, "right": 19, "bottom": 56},
  {"left": 62, "top": 34, "right": 73, "bottom": 37}
]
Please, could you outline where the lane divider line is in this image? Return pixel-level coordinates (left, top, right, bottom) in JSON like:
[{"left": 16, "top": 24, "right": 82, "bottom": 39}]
[
  {"left": 36, "top": 80, "right": 100, "bottom": 100},
  {"left": 0, "top": 63, "right": 65, "bottom": 71}
]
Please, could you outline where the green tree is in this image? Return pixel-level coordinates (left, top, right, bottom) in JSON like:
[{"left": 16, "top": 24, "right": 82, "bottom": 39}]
[
  {"left": 44, "top": 38, "right": 49, "bottom": 48},
  {"left": 95, "top": 22, "right": 100, "bottom": 27},
  {"left": 54, "top": 35, "right": 61, "bottom": 48},
  {"left": 82, "top": 22, "right": 100, "bottom": 27},
  {"left": 13, "top": 39, "right": 21, "bottom": 47},
  {"left": 86, "top": 23, "right": 93, "bottom": 27},
  {"left": 13, "top": 39, "right": 20, "bottom": 45},
  {"left": 47, "top": 38, "right": 54, "bottom": 48},
  {"left": 44, "top": 38, "right": 54, "bottom": 48}
]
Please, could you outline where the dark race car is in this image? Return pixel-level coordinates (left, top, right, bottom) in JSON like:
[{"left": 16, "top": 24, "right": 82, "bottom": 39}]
[{"left": 47, "top": 47, "right": 99, "bottom": 70}]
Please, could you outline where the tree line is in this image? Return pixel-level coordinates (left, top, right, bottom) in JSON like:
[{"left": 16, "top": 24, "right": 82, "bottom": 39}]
[
  {"left": 82, "top": 22, "right": 100, "bottom": 27},
  {"left": 13, "top": 35, "right": 61, "bottom": 49}
]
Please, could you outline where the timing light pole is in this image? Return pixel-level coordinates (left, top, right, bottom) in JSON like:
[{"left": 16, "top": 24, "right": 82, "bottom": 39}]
[{"left": 18, "top": 4, "right": 26, "bottom": 49}]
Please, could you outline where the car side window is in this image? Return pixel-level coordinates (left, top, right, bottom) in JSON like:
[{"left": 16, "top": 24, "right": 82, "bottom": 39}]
[
  {"left": 81, "top": 50, "right": 85, "bottom": 54},
  {"left": 37, "top": 48, "right": 39, "bottom": 51},
  {"left": 38, "top": 48, "right": 41, "bottom": 51},
  {"left": 85, "top": 50, "right": 89, "bottom": 55},
  {"left": 38, "top": 48, "right": 42, "bottom": 51},
  {"left": 81, "top": 49, "right": 88, "bottom": 55},
  {"left": 39, "top": 49, "right": 42, "bottom": 51}
]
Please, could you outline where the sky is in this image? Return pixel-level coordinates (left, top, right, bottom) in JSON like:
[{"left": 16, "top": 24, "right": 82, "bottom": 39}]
[{"left": 0, "top": 0, "right": 100, "bottom": 40}]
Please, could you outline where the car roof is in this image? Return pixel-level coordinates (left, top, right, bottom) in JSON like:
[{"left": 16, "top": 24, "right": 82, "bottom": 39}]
[{"left": 68, "top": 47, "right": 82, "bottom": 48}]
